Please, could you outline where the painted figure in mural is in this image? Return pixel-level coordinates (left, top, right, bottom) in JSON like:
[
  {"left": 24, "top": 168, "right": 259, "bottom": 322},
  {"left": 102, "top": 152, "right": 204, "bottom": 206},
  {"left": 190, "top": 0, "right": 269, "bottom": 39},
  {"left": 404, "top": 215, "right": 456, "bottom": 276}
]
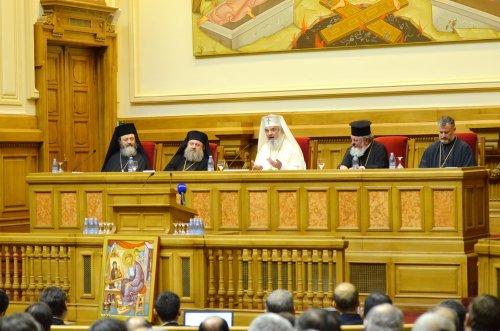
[
  {"left": 120, "top": 252, "right": 145, "bottom": 306},
  {"left": 109, "top": 261, "right": 123, "bottom": 289},
  {"left": 199, "top": 0, "right": 270, "bottom": 26}
]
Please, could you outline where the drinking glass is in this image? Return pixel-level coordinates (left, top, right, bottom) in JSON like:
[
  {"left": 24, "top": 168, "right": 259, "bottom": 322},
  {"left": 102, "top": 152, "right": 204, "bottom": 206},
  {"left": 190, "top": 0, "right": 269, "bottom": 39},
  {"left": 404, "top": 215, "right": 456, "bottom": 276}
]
[
  {"left": 217, "top": 160, "right": 227, "bottom": 171},
  {"left": 397, "top": 156, "right": 404, "bottom": 169},
  {"left": 317, "top": 158, "right": 325, "bottom": 170},
  {"left": 131, "top": 161, "right": 139, "bottom": 172},
  {"left": 58, "top": 161, "right": 64, "bottom": 173}
]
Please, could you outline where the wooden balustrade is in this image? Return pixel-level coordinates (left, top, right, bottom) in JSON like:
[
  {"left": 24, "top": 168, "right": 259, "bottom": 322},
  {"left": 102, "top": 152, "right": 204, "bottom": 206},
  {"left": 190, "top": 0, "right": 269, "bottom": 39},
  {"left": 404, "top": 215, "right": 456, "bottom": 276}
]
[
  {"left": 0, "top": 234, "right": 347, "bottom": 324},
  {"left": 204, "top": 236, "right": 347, "bottom": 311}
]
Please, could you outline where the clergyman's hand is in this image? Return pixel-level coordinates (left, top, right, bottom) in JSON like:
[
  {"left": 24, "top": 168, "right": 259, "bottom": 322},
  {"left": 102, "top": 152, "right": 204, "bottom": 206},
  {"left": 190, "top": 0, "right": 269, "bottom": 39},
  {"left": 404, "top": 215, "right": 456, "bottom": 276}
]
[
  {"left": 252, "top": 161, "right": 263, "bottom": 171},
  {"left": 267, "top": 158, "right": 282, "bottom": 170}
]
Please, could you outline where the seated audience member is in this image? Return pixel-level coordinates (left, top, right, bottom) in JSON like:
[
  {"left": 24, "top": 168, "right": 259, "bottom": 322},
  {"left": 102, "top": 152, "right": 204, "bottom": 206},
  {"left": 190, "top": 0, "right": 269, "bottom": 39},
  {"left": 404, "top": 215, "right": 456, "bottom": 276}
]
[
  {"left": 296, "top": 308, "right": 340, "bottom": 331},
  {"left": 89, "top": 317, "right": 127, "bottom": 331},
  {"left": 0, "top": 289, "right": 8, "bottom": 318},
  {"left": 154, "top": 291, "right": 181, "bottom": 326},
  {"left": 199, "top": 316, "right": 229, "bottom": 331},
  {"left": 248, "top": 313, "right": 294, "bottom": 331},
  {"left": 25, "top": 302, "right": 52, "bottom": 331},
  {"left": 338, "top": 120, "right": 388, "bottom": 169},
  {"left": 265, "top": 289, "right": 295, "bottom": 315},
  {"left": 164, "top": 131, "right": 211, "bottom": 171},
  {"left": 277, "top": 312, "right": 296, "bottom": 327},
  {"left": 364, "top": 303, "right": 403, "bottom": 331},
  {"left": 419, "top": 115, "right": 476, "bottom": 168},
  {"left": 102, "top": 123, "right": 150, "bottom": 172},
  {"left": 333, "top": 282, "right": 363, "bottom": 325},
  {"left": 412, "top": 311, "right": 455, "bottom": 331},
  {"left": 39, "top": 286, "right": 67, "bottom": 325},
  {"left": 253, "top": 114, "right": 306, "bottom": 170},
  {"left": 0, "top": 313, "right": 43, "bottom": 331},
  {"left": 363, "top": 291, "right": 393, "bottom": 318},
  {"left": 125, "top": 316, "right": 152, "bottom": 331},
  {"left": 430, "top": 306, "right": 459, "bottom": 331},
  {"left": 437, "top": 299, "right": 466, "bottom": 331},
  {"left": 468, "top": 294, "right": 500, "bottom": 331}
]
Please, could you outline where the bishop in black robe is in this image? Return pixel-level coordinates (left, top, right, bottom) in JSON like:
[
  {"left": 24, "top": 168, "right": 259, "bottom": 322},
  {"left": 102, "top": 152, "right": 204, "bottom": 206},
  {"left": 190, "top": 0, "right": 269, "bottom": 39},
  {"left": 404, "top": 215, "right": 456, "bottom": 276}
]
[
  {"left": 339, "top": 141, "right": 389, "bottom": 169},
  {"left": 101, "top": 123, "right": 150, "bottom": 172},
  {"left": 419, "top": 137, "right": 476, "bottom": 168},
  {"left": 164, "top": 130, "right": 211, "bottom": 171}
]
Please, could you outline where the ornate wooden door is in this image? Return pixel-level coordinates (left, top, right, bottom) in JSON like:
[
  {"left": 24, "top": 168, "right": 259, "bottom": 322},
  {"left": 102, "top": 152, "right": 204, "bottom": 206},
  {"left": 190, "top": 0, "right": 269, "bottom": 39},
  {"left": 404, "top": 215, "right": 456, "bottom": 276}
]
[{"left": 46, "top": 46, "right": 99, "bottom": 172}]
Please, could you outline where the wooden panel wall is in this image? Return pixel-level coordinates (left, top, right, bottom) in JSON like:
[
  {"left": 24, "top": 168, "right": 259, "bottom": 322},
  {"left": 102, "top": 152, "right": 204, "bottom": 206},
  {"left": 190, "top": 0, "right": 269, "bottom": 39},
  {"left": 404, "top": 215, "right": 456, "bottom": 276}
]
[{"left": 0, "top": 115, "right": 42, "bottom": 231}]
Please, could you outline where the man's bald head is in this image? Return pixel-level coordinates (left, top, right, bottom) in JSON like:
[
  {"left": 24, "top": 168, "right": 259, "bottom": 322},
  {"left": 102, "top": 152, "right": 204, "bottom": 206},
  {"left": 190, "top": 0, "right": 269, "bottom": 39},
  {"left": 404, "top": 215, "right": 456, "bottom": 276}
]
[
  {"left": 199, "top": 316, "right": 229, "bottom": 331},
  {"left": 333, "top": 282, "right": 359, "bottom": 313}
]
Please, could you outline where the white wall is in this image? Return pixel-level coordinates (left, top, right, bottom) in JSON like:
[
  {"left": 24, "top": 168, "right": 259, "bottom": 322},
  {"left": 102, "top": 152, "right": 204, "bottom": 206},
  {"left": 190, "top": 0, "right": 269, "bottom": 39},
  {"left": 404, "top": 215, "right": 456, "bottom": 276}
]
[
  {"left": 115, "top": 0, "right": 500, "bottom": 118},
  {"left": 0, "top": 0, "right": 38, "bottom": 115}
]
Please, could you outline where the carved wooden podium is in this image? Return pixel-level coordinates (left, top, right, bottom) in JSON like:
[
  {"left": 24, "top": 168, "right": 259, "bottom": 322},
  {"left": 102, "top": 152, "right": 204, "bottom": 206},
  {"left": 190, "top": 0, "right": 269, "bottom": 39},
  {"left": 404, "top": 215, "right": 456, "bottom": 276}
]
[{"left": 27, "top": 173, "right": 197, "bottom": 234}]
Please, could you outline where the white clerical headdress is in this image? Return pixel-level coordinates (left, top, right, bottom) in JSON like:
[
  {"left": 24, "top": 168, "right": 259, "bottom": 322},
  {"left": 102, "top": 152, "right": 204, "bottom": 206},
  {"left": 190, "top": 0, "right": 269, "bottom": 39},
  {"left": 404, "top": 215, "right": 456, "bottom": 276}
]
[{"left": 263, "top": 115, "right": 281, "bottom": 128}]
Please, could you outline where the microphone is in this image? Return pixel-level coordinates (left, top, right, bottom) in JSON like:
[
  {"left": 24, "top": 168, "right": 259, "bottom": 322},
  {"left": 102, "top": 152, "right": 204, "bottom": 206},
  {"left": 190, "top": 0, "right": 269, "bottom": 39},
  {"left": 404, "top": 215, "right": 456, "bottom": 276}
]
[
  {"left": 177, "top": 183, "right": 187, "bottom": 206},
  {"left": 227, "top": 143, "right": 253, "bottom": 168},
  {"left": 141, "top": 171, "right": 155, "bottom": 188},
  {"left": 72, "top": 149, "right": 97, "bottom": 172}
]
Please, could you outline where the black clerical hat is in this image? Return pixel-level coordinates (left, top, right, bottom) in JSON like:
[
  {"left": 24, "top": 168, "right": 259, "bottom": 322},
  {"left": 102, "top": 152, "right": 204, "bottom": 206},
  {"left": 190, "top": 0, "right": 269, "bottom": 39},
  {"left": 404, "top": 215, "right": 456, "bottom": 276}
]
[
  {"left": 350, "top": 120, "right": 371, "bottom": 136},
  {"left": 116, "top": 123, "right": 136, "bottom": 138}
]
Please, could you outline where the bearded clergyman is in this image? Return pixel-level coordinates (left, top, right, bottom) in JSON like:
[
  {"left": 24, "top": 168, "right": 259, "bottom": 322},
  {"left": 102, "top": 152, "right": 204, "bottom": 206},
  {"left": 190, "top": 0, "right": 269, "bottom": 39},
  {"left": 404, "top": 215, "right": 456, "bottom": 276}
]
[
  {"left": 101, "top": 123, "right": 150, "bottom": 172},
  {"left": 252, "top": 114, "right": 306, "bottom": 170},
  {"left": 338, "top": 120, "right": 388, "bottom": 170},
  {"left": 164, "top": 130, "right": 211, "bottom": 171}
]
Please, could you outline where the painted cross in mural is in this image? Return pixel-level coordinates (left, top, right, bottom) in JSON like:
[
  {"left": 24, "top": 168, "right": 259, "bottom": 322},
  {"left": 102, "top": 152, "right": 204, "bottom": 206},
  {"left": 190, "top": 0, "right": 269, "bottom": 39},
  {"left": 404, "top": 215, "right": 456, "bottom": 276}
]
[{"left": 191, "top": 0, "right": 500, "bottom": 56}]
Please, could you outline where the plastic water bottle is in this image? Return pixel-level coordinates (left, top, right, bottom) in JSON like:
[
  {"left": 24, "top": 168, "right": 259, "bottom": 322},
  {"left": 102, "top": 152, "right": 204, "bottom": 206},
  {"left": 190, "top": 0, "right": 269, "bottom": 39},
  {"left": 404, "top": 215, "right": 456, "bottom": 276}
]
[
  {"left": 389, "top": 152, "right": 396, "bottom": 169},
  {"left": 83, "top": 218, "right": 89, "bottom": 234},
  {"left": 52, "top": 158, "right": 58, "bottom": 173},
  {"left": 127, "top": 156, "right": 133, "bottom": 172},
  {"left": 207, "top": 155, "right": 215, "bottom": 171},
  {"left": 352, "top": 155, "right": 359, "bottom": 169}
]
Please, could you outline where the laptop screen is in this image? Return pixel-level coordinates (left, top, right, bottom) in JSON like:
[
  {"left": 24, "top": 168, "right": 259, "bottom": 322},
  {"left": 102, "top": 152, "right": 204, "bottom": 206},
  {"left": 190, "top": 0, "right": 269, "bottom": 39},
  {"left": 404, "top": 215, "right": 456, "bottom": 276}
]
[{"left": 183, "top": 310, "right": 234, "bottom": 327}]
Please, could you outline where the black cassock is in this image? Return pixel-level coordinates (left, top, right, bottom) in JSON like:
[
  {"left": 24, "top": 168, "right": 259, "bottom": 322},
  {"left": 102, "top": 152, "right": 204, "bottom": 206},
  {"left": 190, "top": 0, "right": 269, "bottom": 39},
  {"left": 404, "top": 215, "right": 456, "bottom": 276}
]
[
  {"left": 164, "top": 155, "right": 208, "bottom": 171},
  {"left": 419, "top": 138, "right": 476, "bottom": 168},
  {"left": 338, "top": 141, "right": 388, "bottom": 169},
  {"left": 102, "top": 152, "right": 149, "bottom": 172}
]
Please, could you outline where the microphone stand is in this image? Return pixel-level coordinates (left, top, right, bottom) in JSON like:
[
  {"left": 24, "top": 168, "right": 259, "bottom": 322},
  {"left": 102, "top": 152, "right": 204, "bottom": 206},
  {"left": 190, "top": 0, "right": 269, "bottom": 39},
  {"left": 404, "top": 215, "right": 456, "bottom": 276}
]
[{"left": 72, "top": 149, "right": 97, "bottom": 172}]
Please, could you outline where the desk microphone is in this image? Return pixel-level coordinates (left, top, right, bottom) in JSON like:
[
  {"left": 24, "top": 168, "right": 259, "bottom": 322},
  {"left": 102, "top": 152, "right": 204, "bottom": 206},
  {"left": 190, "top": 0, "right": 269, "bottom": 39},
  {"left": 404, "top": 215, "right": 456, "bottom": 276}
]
[
  {"left": 227, "top": 143, "right": 253, "bottom": 168},
  {"left": 141, "top": 171, "right": 155, "bottom": 188},
  {"left": 72, "top": 149, "right": 97, "bottom": 172},
  {"left": 177, "top": 183, "right": 187, "bottom": 206}
]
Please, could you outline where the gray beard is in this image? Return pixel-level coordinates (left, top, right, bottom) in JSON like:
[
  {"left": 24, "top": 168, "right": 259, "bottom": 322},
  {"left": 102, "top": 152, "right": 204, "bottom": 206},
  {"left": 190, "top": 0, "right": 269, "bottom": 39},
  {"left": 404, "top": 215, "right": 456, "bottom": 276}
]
[
  {"left": 184, "top": 149, "right": 204, "bottom": 162},
  {"left": 350, "top": 144, "right": 369, "bottom": 158},
  {"left": 267, "top": 135, "right": 284, "bottom": 151},
  {"left": 121, "top": 146, "right": 137, "bottom": 157}
]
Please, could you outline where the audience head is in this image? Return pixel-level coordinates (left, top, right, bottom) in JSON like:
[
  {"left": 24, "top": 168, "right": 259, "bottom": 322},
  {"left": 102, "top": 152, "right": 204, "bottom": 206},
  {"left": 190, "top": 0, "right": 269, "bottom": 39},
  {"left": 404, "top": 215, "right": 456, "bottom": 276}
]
[
  {"left": 333, "top": 282, "right": 359, "bottom": 313},
  {"left": 412, "top": 311, "right": 455, "bottom": 331},
  {"left": 265, "top": 289, "right": 295, "bottom": 314},
  {"left": 437, "top": 116, "right": 456, "bottom": 145},
  {"left": 437, "top": 300, "right": 466, "bottom": 331},
  {"left": 125, "top": 316, "right": 152, "bottom": 331},
  {"left": 249, "top": 313, "right": 294, "bottom": 331},
  {"left": 0, "top": 289, "right": 8, "bottom": 317},
  {"left": 89, "top": 318, "right": 127, "bottom": 331},
  {"left": 25, "top": 302, "right": 52, "bottom": 331},
  {"left": 0, "top": 313, "right": 43, "bottom": 331},
  {"left": 199, "top": 316, "right": 229, "bottom": 331},
  {"left": 468, "top": 294, "right": 500, "bottom": 331},
  {"left": 39, "top": 286, "right": 67, "bottom": 319},
  {"left": 364, "top": 303, "right": 403, "bottom": 331},
  {"left": 363, "top": 292, "right": 392, "bottom": 318},
  {"left": 154, "top": 291, "right": 180, "bottom": 324},
  {"left": 296, "top": 308, "right": 340, "bottom": 331}
]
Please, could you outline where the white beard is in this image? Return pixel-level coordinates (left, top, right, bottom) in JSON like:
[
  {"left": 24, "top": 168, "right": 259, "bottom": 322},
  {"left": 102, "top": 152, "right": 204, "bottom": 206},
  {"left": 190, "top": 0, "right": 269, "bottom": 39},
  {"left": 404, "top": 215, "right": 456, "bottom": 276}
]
[
  {"left": 184, "top": 148, "right": 204, "bottom": 162},
  {"left": 267, "top": 135, "right": 284, "bottom": 151},
  {"left": 350, "top": 144, "right": 369, "bottom": 158},
  {"left": 121, "top": 146, "right": 137, "bottom": 157}
]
